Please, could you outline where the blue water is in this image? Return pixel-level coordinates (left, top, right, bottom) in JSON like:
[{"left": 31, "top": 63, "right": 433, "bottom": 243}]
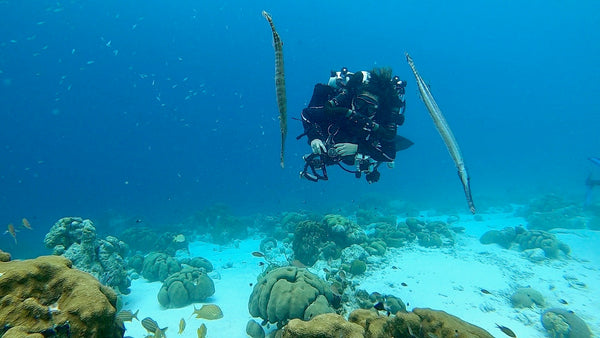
[{"left": 1, "top": 0, "right": 599, "bottom": 257}]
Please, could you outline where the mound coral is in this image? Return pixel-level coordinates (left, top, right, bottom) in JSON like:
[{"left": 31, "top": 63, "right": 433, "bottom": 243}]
[
  {"left": 510, "top": 287, "right": 545, "bottom": 308},
  {"left": 157, "top": 268, "right": 215, "bottom": 308},
  {"left": 516, "top": 229, "right": 570, "bottom": 258},
  {"left": 479, "top": 227, "right": 517, "bottom": 248},
  {"left": 281, "top": 308, "right": 493, "bottom": 338},
  {"left": 282, "top": 313, "right": 364, "bottom": 338},
  {"left": 248, "top": 266, "right": 335, "bottom": 327},
  {"left": 480, "top": 226, "right": 570, "bottom": 259},
  {"left": 141, "top": 252, "right": 181, "bottom": 282},
  {"left": 0, "top": 255, "right": 123, "bottom": 337},
  {"left": 293, "top": 220, "right": 327, "bottom": 266},
  {"left": 541, "top": 308, "right": 592, "bottom": 338},
  {"left": 0, "top": 249, "right": 10, "bottom": 262}
]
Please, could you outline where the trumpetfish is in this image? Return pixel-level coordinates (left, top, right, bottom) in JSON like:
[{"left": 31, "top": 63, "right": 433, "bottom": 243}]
[
  {"left": 405, "top": 53, "right": 476, "bottom": 213},
  {"left": 262, "top": 11, "right": 287, "bottom": 168}
]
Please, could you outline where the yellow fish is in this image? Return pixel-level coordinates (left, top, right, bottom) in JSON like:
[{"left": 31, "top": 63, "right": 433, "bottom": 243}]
[
  {"left": 197, "top": 324, "right": 207, "bottom": 338},
  {"left": 22, "top": 218, "right": 33, "bottom": 230},
  {"left": 115, "top": 309, "right": 139, "bottom": 322},
  {"left": 6, "top": 224, "right": 17, "bottom": 244},
  {"left": 178, "top": 318, "right": 186, "bottom": 334}
]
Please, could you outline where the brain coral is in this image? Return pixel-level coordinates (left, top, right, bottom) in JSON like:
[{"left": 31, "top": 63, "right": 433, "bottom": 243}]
[
  {"left": 0, "top": 255, "right": 123, "bottom": 337},
  {"left": 141, "top": 252, "right": 181, "bottom": 282},
  {"left": 157, "top": 268, "right": 215, "bottom": 308},
  {"left": 248, "top": 267, "right": 335, "bottom": 326}
]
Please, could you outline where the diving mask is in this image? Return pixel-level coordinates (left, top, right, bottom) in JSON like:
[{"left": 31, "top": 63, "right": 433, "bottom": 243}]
[{"left": 352, "top": 92, "right": 379, "bottom": 117}]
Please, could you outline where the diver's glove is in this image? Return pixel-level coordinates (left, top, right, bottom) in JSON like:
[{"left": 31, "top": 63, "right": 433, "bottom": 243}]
[
  {"left": 366, "top": 170, "right": 380, "bottom": 184},
  {"left": 333, "top": 143, "right": 358, "bottom": 157},
  {"left": 310, "top": 139, "right": 327, "bottom": 154}
]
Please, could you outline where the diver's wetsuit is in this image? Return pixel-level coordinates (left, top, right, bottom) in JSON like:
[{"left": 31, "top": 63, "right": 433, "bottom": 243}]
[{"left": 300, "top": 83, "right": 397, "bottom": 165}]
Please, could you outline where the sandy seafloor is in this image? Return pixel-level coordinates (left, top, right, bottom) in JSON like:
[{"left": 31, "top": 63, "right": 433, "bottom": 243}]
[{"left": 121, "top": 210, "right": 600, "bottom": 338}]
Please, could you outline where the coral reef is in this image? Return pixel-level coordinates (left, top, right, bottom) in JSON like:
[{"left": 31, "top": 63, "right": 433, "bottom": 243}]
[
  {"left": 141, "top": 252, "right": 181, "bottom": 282},
  {"left": 0, "top": 255, "right": 124, "bottom": 337},
  {"left": 369, "top": 218, "right": 454, "bottom": 249},
  {"left": 480, "top": 227, "right": 516, "bottom": 248},
  {"left": 322, "top": 214, "right": 366, "bottom": 247},
  {"left": 120, "top": 227, "right": 189, "bottom": 256},
  {"left": 246, "top": 319, "right": 265, "bottom": 338},
  {"left": 519, "top": 194, "right": 586, "bottom": 231},
  {"left": 355, "top": 209, "right": 396, "bottom": 227},
  {"left": 248, "top": 266, "right": 335, "bottom": 327},
  {"left": 119, "top": 226, "right": 160, "bottom": 253},
  {"left": 259, "top": 237, "right": 277, "bottom": 253},
  {"left": 515, "top": 229, "right": 570, "bottom": 259},
  {"left": 371, "top": 222, "right": 414, "bottom": 247},
  {"left": 510, "top": 287, "right": 545, "bottom": 308},
  {"left": 292, "top": 215, "right": 370, "bottom": 266},
  {"left": 385, "top": 308, "right": 493, "bottom": 337},
  {"left": 43, "top": 217, "right": 131, "bottom": 293},
  {"left": 157, "top": 267, "right": 215, "bottom": 308},
  {"left": 349, "top": 259, "right": 367, "bottom": 275},
  {"left": 0, "top": 249, "right": 10, "bottom": 262},
  {"left": 193, "top": 204, "right": 248, "bottom": 244},
  {"left": 293, "top": 220, "right": 327, "bottom": 266},
  {"left": 479, "top": 226, "right": 570, "bottom": 259},
  {"left": 179, "top": 256, "right": 213, "bottom": 272},
  {"left": 279, "top": 308, "right": 492, "bottom": 338},
  {"left": 541, "top": 308, "right": 592, "bottom": 338},
  {"left": 282, "top": 313, "right": 364, "bottom": 338},
  {"left": 362, "top": 240, "right": 387, "bottom": 256},
  {"left": 353, "top": 290, "right": 406, "bottom": 314}
]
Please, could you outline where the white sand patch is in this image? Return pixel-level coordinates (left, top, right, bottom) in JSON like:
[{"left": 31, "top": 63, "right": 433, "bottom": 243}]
[{"left": 122, "top": 239, "right": 265, "bottom": 338}]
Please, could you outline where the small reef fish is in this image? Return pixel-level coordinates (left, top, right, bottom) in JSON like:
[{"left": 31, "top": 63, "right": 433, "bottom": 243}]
[
  {"left": 197, "top": 323, "right": 207, "bottom": 338},
  {"left": 173, "top": 234, "right": 186, "bottom": 243},
  {"left": 141, "top": 317, "right": 167, "bottom": 335},
  {"left": 192, "top": 304, "right": 223, "bottom": 320},
  {"left": 6, "top": 224, "right": 17, "bottom": 244},
  {"left": 22, "top": 218, "right": 32, "bottom": 230},
  {"left": 251, "top": 251, "right": 265, "bottom": 258},
  {"left": 401, "top": 282, "right": 408, "bottom": 287},
  {"left": 338, "top": 270, "right": 346, "bottom": 282},
  {"left": 496, "top": 324, "right": 517, "bottom": 337},
  {"left": 154, "top": 327, "right": 167, "bottom": 338},
  {"left": 115, "top": 309, "right": 139, "bottom": 322},
  {"left": 262, "top": 10, "right": 287, "bottom": 168},
  {"left": 290, "top": 259, "right": 306, "bottom": 268},
  {"left": 373, "top": 301, "right": 391, "bottom": 316},
  {"left": 178, "top": 318, "right": 186, "bottom": 334},
  {"left": 480, "top": 288, "right": 492, "bottom": 295},
  {"left": 330, "top": 284, "right": 342, "bottom": 297},
  {"left": 558, "top": 298, "right": 568, "bottom": 305}
]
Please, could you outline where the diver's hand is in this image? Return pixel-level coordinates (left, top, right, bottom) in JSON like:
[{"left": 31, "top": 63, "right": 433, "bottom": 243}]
[
  {"left": 334, "top": 143, "right": 358, "bottom": 156},
  {"left": 311, "top": 139, "right": 327, "bottom": 154}
]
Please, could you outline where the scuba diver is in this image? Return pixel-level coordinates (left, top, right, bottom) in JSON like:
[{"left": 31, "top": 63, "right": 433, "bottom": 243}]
[{"left": 298, "top": 67, "right": 413, "bottom": 183}]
